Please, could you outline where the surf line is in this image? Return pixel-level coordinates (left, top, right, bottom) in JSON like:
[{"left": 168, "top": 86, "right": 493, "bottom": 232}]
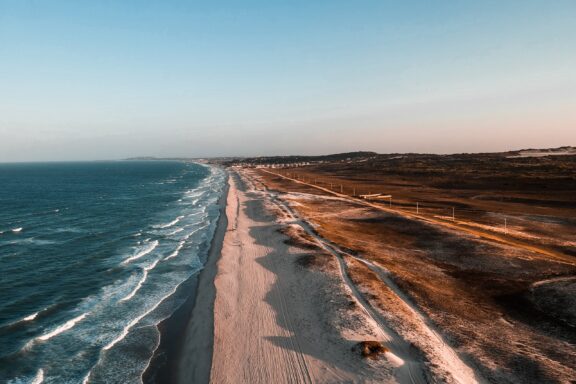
[{"left": 123, "top": 240, "right": 159, "bottom": 264}]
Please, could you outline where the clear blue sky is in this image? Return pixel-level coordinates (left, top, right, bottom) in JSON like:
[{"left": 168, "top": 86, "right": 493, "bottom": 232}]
[{"left": 1, "top": 0, "right": 575, "bottom": 161}]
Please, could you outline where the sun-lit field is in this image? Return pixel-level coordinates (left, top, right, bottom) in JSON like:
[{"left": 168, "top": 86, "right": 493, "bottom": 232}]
[{"left": 222, "top": 149, "right": 576, "bottom": 383}]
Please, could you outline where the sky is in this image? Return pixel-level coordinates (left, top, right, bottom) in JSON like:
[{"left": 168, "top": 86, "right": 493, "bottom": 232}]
[{"left": 0, "top": 0, "right": 575, "bottom": 161}]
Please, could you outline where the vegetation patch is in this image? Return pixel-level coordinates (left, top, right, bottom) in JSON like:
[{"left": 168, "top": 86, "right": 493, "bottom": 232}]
[
  {"left": 295, "top": 253, "right": 332, "bottom": 270},
  {"left": 354, "top": 341, "right": 388, "bottom": 359}
]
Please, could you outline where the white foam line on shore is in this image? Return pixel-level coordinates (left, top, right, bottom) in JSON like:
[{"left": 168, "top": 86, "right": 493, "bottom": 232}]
[
  {"left": 123, "top": 240, "right": 159, "bottom": 264},
  {"left": 12, "top": 227, "right": 23, "bottom": 233},
  {"left": 120, "top": 259, "right": 161, "bottom": 302},
  {"left": 37, "top": 312, "right": 89, "bottom": 341}
]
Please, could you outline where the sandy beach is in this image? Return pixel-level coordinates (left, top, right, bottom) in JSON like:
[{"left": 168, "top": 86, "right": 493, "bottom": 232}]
[{"left": 178, "top": 168, "right": 484, "bottom": 384}]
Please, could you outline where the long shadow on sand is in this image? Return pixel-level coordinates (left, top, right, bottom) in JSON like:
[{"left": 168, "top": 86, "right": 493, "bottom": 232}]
[{"left": 234, "top": 175, "right": 390, "bottom": 380}]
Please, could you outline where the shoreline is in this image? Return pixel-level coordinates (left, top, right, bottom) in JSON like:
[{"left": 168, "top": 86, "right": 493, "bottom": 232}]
[
  {"left": 176, "top": 173, "right": 230, "bottom": 384},
  {"left": 143, "top": 168, "right": 230, "bottom": 384}
]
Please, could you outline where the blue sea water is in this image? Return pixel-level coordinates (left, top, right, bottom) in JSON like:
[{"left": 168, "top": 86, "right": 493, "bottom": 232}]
[{"left": 0, "top": 161, "right": 226, "bottom": 383}]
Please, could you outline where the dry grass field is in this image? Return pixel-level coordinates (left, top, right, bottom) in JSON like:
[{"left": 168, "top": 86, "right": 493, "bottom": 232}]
[{"left": 232, "top": 151, "right": 576, "bottom": 383}]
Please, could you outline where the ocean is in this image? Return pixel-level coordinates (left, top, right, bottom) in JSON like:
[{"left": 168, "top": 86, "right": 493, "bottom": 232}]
[{"left": 0, "top": 161, "right": 226, "bottom": 383}]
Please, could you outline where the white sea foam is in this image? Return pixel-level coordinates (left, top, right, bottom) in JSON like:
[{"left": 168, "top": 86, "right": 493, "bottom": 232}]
[
  {"left": 184, "top": 189, "right": 206, "bottom": 200},
  {"left": 183, "top": 224, "right": 209, "bottom": 241},
  {"left": 104, "top": 265, "right": 187, "bottom": 351},
  {"left": 6, "top": 368, "right": 44, "bottom": 384},
  {"left": 120, "top": 259, "right": 161, "bottom": 302},
  {"left": 98, "top": 167, "right": 226, "bottom": 362},
  {"left": 145, "top": 258, "right": 160, "bottom": 272},
  {"left": 164, "top": 241, "right": 185, "bottom": 261},
  {"left": 12, "top": 238, "right": 57, "bottom": 246},
  {"left": 23, "top": 312, "right": 39, "bottom": 321},
  {"left": 103, "top": 306, "right": 151, "bottom": 351},
  {"left": 12, "top": 227, "right": 23, "bottom": 233},
  {"left": 165, "top": 227, "right": 184, "bottom": 236},
  {"left": 120, "top": 273, "right": 147, "bottom": 303},
  {"left": 155, "top": 216, "right": 184, "bottom": 229},
  {"left": 31, "top": 369, "right": 44, "bottom": 384},
  {"left": 37, "top": 312, "right": 89, "bottom": 341},
  {"left": 123, "top": 240, "right": 159, "bottom": 264},
  {"left": 81, "top": 371, "right": 91, "bottom": 384}
]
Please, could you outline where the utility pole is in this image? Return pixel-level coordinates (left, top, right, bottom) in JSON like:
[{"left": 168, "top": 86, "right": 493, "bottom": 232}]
[{"left": 416, "top": 202, "right": 419, "bottom": 214}]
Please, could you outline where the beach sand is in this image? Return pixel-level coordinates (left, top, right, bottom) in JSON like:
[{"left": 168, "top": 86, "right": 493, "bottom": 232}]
[
  {"left": 179, "top": 168, "right": 481, "bottom": 383},
  {"left": 180, "top": 170, "right": 397, "bottom": 383}
]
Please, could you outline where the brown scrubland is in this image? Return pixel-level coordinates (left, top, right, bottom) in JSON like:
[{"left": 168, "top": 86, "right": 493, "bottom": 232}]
[{"left": 225, "top": 150, "right": 576, "bottom": 383}]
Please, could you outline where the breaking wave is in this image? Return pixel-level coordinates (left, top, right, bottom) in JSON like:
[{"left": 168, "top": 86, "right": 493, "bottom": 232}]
[
  {"left": 37, "top": 312, "right": 89, "bottom": 342},
  {"left": 123, "top": 240, "right": 159, "bottom": 264}
]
